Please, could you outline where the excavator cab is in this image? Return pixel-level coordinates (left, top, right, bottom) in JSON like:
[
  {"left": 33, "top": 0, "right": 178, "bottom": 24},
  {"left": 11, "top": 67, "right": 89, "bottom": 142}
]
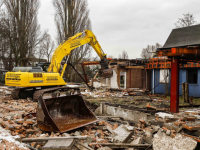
[{"left": 36, "top": 62, "right": 50, "bottom": 72}]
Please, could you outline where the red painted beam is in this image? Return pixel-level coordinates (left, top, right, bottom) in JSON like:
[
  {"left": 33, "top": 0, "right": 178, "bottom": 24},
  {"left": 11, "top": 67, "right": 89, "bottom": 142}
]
[{"left": 170, "top": 57, "right": 179, "bottom": 113}]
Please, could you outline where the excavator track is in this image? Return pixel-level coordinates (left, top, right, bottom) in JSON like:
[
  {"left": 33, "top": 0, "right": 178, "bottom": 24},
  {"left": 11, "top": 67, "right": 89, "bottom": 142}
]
[
  {"left": 33, "top": 86, "right": 80, "bottom": 101},
  {"left": 11, "top": 86, "right": 80, "bottom": 101},
  {"left": 11, "top": 87, "right": 31, "bottom": 99}
]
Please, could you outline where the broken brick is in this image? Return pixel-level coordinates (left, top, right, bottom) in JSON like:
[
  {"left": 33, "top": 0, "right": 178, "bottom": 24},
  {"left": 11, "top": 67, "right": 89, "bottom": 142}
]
[
  {"left": 15, "top": 119, "right": 24, "bottom": 124},
  {"left": 26, "top": 129, "right": 36, "bottom": 134},
  {"left": 187, "top": 117, "right": 196, "bottom": 122}
]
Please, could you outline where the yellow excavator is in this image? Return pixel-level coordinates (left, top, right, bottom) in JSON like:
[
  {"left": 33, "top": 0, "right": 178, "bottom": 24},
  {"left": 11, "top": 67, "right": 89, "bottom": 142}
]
[{"left": 5, "top": 30, "right": 113, "bottom": 133}]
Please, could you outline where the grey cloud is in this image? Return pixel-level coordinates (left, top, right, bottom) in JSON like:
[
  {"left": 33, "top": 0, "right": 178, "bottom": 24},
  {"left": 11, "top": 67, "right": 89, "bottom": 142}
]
[{"left": 38, "top": 0, "right": 200, "bottom": 58}]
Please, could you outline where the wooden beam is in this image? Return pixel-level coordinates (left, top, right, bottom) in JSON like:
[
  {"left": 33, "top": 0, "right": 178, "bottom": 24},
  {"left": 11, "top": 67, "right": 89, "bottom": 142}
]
[
  {"left": 160, "top": 47, "right": 200, "bottom": 57},
  {"left": 89, "top": 143, "right": 151, "bottom": 149},
  {"left": 125, "top": 66, "right": 144, "bottom": 69},
  {"left": 81, "top": 61, "right": 100, "bottom": 66},
  {"left": 122, "top": 130, "right": 135, "bottom": 143},
  {"left": 74, "top": 142, "right": 93, "bottom": 150},
  {"left": 22, "top": 136, "right": 87, "bottom": 142}
]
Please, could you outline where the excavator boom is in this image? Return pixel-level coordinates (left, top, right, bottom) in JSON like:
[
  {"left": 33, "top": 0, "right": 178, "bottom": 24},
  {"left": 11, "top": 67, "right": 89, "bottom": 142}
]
[{"left": 47, "top": 30, "right": 112, "bottom": 78}]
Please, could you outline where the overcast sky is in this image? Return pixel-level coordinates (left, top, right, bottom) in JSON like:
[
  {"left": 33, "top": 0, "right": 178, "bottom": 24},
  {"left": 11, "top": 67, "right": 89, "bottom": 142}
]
[{"left": 38, "top": 0, "right": 200, "bottom": 59}]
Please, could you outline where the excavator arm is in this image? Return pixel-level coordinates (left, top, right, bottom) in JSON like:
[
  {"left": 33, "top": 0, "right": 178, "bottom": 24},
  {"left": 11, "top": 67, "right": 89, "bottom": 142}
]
[{"left": 47, "top": 30, "right": 113, "bottom": 78}]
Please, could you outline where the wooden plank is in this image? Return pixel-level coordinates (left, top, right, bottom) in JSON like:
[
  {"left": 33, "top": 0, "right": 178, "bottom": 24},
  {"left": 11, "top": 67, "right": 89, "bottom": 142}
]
[
  {"left": 185, "top": 83, "right": 189, "bottom": 103},
  {"left": 42, "top": 139, "right": 74, "bottom": 149},
  {"left": 106, "top": 126, "right": 113, "bottom": 134},
  {"left": 125, "top": 66, "right": 144, "bottom": 69},
  {"left": 22, "top": 136, "right": 87, "bottom": 142},
  {"left": 182, "top": 83, "right": 186, "bottom": 102},
  {"left": 122, "top": 130, "right": 135, "bottom": 143},
  {"left": 74, "top": 142, "right": 93, "bottom": 150},
  {"left": 97, "top": 116, "right": 122, "bottom": 118},
  {"left": 89, "top": 143, "right": 151, "bottom": 149}
]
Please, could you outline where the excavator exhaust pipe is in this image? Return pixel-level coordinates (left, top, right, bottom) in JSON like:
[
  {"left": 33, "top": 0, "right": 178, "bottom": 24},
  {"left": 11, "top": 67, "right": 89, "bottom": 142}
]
[{"left": 36, "top": 95, "right": 98, "bottom": 133}]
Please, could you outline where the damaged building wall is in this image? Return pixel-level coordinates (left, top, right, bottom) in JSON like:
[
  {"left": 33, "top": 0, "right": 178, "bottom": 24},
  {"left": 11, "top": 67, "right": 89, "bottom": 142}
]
[
  {"left": 116, "top": 67, "right": 146, "bottom": 89},
  {"left": 91, "top": 59, "right": 150, "bottom": 90},
  {"left": 106, "top": 69, "right": 119, "bottom": 88},
  {"left": 126, "top": 68, "right": 144, "bottom": 89},
  {"left": 179, "top": 68, "right": 200, "bottom": 97},
  {"left": 152, "top": 68, "right": 200, "bottom": 97},
  {"left": 95, "top": 103, "right": 155, "bottom": 123},
  {"left": 117, "top": 68, "right": 127, "bottom": 89},
  {"left": 152, "top": 69, "right": 171, "bottom": 95}
]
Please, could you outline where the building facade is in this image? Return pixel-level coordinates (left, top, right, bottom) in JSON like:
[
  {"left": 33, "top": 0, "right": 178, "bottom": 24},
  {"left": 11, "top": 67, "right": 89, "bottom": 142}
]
[{"left": 147, "top": 57, "right": 200, "bottom": 97}]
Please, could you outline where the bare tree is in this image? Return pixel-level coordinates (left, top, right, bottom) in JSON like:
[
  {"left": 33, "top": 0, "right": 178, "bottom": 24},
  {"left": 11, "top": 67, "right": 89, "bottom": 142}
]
[
  {"left": 39, "top": 34, "right": 55, "bottom": 63},
  {"left": 119, "top": 50, "right": 128, "bottom": 59},
  {"left": 2, "top": 0, "right": 47, "bottom": 67},
  {"left": 37, "top": 46, "right": 45, "bottom": 63},
  {"left": 53, "top": 0, "right": 92, "bottom": 82},
  {"left": 141, "top": 43, "right": 162, "bottom": 59},
  {"left": 0, "top": 2, "right": 13, "bottom": 70},
  {"left": 175, "top": 13, "right": 197, "bottom": 28}
]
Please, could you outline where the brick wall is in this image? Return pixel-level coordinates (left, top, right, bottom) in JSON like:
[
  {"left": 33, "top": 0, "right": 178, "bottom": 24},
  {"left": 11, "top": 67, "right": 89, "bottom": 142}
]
[
  {"left": 117, "top": 68, "right": 146, "bottom": 89},
  {"left": 126, "top": 68, "right": 144, "bottom": 89}
]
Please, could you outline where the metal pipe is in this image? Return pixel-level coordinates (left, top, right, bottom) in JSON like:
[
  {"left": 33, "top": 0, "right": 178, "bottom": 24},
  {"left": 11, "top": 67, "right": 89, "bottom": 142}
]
[
  {"left": 81, "top": 64, "right": 88, "bottom": 83},
  {"left": 68, "top": 63, "right": 92, "bottom": 90}
]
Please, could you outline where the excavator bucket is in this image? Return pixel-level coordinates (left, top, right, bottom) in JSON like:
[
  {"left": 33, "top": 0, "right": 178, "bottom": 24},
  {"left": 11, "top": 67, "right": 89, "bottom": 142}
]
[
  {"left": 36, "top": 95, "right": 98, "bottom": 133},
  {"left": 99, "top": 68, "right": 113, "bottom": 78}
]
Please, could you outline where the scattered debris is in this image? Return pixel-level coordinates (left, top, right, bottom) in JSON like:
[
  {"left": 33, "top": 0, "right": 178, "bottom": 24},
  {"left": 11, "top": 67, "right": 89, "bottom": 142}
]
[
  {"left": 0, "top": 86, "right": 199, "bottom": 149},
  {"left": 153, "top": 132, "right": 197, "bottom": 150}
]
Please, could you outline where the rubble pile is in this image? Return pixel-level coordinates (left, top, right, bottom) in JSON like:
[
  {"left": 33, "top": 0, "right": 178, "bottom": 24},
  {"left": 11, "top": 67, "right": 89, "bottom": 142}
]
[
  {"left": 0, "top": 87, "right": 199, "bottom": 149},
  {"left": 81, "top": 89, "right": 128, "bottom": 98},
  {"left": 153, "top": 132, "right": 197, "bottom": 150},
  {"left": 0, "top": 87, "right": 12, "bottom": 97},
  {"left": 81, "top": 87, "right": 145, "bottom": 98},
  {"left": 0, "top": 126, "right": 28, "bottom": 150},
  {"left": 0, "top": 99, "right": 39, "bottom": 149}
]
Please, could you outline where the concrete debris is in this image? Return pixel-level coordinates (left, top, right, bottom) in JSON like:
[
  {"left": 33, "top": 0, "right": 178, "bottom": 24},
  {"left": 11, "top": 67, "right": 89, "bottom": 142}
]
[
  {"left": 130, "top": 136, "right": 143, "bottom": 145},
  {"left": 153, "top": 132, "right": 197, "bottom": 150},
  {"left": 113, "top": 124, "right": 131, "bottom": 143},
  {"left": 155, "top": 112, "right": 174, "bottom": 119},
  {"left": 81, "top": 89, "right": 130, "bottom": 98}
]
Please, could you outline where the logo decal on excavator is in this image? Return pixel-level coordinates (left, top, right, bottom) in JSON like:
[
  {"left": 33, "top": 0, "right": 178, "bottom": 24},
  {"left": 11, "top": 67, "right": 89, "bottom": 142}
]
[
  {"left": 30, "top": 80, "right": 43, "bottom": 83},
  {"left": 46, "top": 76, "right": 58, "bottom": 81},
  {"left": 70, "top": 41, "right": 81, "bottom": 48},
  {"left": 6, "top": 73, "right": 21, "bottom": 81}
]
